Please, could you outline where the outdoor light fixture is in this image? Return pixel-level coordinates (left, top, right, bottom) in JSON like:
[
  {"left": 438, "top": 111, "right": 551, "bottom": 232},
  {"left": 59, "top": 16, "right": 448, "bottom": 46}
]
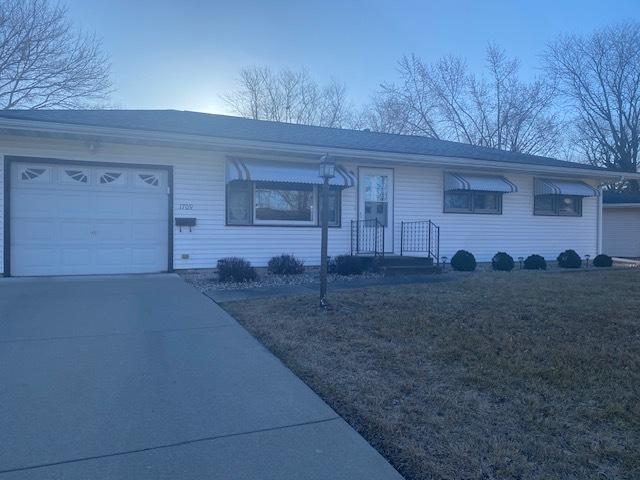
[
  {"left": 319, "top": 154, "right": 336, "bottom": 179},
  {"left": 585, "top": 254, "right": 590, "bottom": 267},
  {"left": 441, "top": 256, "right": 448, "bottom": 271},
  {"left": 319, "top": 154, "right": 335, "bottom": 307},
  {"left": 518, "top": 256, "right": 524, "bottom": 269}
]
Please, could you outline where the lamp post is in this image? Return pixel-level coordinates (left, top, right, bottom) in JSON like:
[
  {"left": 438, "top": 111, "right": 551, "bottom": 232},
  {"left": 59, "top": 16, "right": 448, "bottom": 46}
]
[{"left": 319, "top": 154, "right": 335, "bottom": 307}]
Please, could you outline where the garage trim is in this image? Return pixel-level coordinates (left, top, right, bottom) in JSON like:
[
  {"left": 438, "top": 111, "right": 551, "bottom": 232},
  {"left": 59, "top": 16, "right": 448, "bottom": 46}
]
[{"left": 3, "top": 155, "right": 174, "bottom": 276}]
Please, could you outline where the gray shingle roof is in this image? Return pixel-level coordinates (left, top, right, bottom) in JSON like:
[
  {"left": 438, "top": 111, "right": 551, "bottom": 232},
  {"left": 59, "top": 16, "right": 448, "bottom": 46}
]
[{"left": 0, "top": 109, "right": 609, "bottom": 172}]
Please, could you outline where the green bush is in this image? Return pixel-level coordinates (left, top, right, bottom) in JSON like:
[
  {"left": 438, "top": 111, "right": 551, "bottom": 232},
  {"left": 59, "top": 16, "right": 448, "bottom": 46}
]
[
  {"left": 217, "top": 257, "right": 257, "bottom": 282},
  {"left": 267, "top": 254, "right": 305, "bottom": 275},
  {"left": 329, "top": 255, "right": 364, "bottom": 276},
  {"left": 492, "top": 252, "right": 515, "bottom": 272},
  {"left": 593, "top": 254, "right": 613, "bottom": 267},
  {"left": 557, "top": 249, "right": 582, "bottom": 269},
  {"left": 451, "top": 250, "right": 477, "bottom": 271},
  {"left": 523, "top": 254, "right": 547, "bottom": 270}
]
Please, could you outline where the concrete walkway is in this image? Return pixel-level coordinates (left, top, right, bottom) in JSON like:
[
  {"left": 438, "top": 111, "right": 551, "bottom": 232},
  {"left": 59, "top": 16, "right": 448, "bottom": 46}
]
[
  {"left": 0, "top": 274, "right": 402, "bottom": 480},
  {"left": 206, "top": 273, "right": 452, "bottom": 303}
]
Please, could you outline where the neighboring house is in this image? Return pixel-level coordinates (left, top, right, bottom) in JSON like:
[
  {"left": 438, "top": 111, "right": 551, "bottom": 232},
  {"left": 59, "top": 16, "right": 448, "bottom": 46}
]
[
  {"left": 0, "top": 109, "right": 636, "bottom": 277},
  {"left": 603, "top": 192, "right": 640, "bottom": 258}
]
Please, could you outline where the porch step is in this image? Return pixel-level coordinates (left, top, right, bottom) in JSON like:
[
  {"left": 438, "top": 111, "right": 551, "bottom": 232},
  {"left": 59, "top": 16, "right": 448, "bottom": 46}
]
[
  {"left": 377, "top": 255, "right": 434, "bottom": 267},
  {"left": 379, "top": 265, "right": 441, "bottom": 276},
  {"left": 373, "top": 255, "right": 440, "bottom": 276}
]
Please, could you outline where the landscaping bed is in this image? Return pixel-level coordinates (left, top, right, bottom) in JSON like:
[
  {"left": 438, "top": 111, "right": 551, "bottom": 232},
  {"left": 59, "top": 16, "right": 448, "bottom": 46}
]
[
  {"left": 223, "top": 269, "right": 640, "bottom": 480},
  {"left": 179, "top": 267, "right": 382, "bottom": 292}
]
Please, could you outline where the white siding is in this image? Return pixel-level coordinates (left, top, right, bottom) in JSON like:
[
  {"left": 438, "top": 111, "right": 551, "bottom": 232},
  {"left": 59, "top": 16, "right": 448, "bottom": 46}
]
[
  {"left": 0, "top": 134, "right": 602, "bottom": 273},
  {"left": 394, "top": 166, "right": 600, "bottom": 261},
  {"left": 603, "top": 207, "right": 640, "bottom": 257}
]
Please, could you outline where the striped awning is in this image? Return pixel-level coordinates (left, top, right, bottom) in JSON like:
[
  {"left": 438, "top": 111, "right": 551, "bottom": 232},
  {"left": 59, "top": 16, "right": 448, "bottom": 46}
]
[
  {"left": 534, "top": 178, "right": 599, "bottom": 197},
  {"left": 226, "top": 159, "right": 356, "bottom": 187},
  {"left": 444, "top": 172, "right": 518, "bottom": 193}
]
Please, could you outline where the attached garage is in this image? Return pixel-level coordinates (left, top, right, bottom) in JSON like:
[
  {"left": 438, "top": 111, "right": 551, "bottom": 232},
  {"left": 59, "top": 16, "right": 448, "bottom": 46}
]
[
  {"left": 602, "top": 193, "right": 640, "bottom": 258},
  {"left": 6, "top": 158, "right": 172, "bottom": 276}
]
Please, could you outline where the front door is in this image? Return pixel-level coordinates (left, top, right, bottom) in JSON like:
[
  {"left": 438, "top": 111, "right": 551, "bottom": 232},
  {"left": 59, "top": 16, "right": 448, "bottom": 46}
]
[{"left": 358, "top": 167, "right": 393, "bottom": 252}]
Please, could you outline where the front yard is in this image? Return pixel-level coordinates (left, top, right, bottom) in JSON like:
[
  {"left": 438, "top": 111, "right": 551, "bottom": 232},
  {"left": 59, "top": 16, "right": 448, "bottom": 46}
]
[{"left": 223, "top": 269, "right": 640, "bottom": 480}]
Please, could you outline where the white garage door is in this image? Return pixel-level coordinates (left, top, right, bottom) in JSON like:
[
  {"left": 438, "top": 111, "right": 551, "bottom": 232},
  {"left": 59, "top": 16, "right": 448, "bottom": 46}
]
[
  {"left": 10, "top": 162, "right": 169, "bottom": 276},
  {"left": 603, "top": 207, "right": 640, "bottom": 258}
]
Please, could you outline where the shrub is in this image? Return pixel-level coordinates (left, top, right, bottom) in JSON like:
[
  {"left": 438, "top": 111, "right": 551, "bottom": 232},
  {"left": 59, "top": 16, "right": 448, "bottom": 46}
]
[
  {"left": 593, "top": 254, "right": 613, "bottom": 268},
  {"left": 523, "top": 254, "right": 547, "bottom": 270},
  {"left": 267, "top": 254, "right": 305, "bottom": 275},
  {"left": 492, "top": 252, "right": 515, "bottom": 272},
  {"left": 329, "top": 255, "right": 364, "bottom": 276},
  {"left": 451, "top": 250, "right": 476, "bottom": 271},
  {"left": 217, "top": 257, "right": 257, "bottom": 282},
  {"left": 557, "top": 249, "right": 582, "bottom": 269}
]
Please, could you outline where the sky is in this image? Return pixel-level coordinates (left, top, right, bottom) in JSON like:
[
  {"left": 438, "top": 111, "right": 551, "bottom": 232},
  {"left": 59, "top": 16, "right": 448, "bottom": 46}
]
[{"left": 65, "top": 0, "right": 639, "bottom": 115}]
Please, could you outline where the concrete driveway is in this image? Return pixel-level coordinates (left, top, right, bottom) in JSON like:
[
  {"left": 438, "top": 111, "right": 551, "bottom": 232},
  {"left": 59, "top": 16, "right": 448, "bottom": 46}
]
[{"left": 0, "top": 275, "right": 402, "bottom": 480}]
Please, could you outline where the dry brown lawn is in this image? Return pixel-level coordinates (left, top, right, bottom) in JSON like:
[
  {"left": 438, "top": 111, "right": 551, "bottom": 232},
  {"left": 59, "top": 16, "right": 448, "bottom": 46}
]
[{"left": 223, "top": 269, "right": 640, "bottom": 480}]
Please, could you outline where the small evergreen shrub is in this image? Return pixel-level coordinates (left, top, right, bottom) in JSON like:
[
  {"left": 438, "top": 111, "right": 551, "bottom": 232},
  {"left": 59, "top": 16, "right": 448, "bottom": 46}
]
[
  {"left": 217, "top": 257, "right": 257, "bottom": 282},
  {"left": 267, "top": 254, "right": 305, "bottom": 275},
  {"left": 557, "top": 249, "right": 582, "bottom": 269},
  {"left": 523, "top": 254, "right": 547, "bottom": 270},
  {"left": 593, "top": 254, "right": 613, "bottom": 268},
  {"left": 492, "top": 252, "right": 515, "bottom": 272},
  {"left": 451, "top": 250, "right": 477, "bottom": 272},
  {"left": 329, "top": 255, "right": 364, "bottom": 276}
]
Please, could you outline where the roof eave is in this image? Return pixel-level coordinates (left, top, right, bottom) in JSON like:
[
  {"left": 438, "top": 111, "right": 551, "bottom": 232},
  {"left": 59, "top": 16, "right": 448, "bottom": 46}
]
[{"left": 0, "top": 117, "right": 633, "bottom": 180}]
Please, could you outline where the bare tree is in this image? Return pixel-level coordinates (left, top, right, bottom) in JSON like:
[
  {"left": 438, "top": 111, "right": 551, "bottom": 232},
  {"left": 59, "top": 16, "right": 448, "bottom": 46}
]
[
  {"left": 545, "top": 23, "right": 640, "bottom": 191},
  {"left": 364, "top": 46, "right": 562, "bottom": 156},
  {"left": 222, "top": 66, "right": 353, "bottom": 128},
  {"left": 0, "top": 0, "right": 111, "bottom": 109},
  {"left": 351, "top": 92, "right": 410, "bottom": 134}
]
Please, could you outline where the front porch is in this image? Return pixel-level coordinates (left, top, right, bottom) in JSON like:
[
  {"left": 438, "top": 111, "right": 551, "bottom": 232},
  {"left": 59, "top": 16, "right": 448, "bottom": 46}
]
[{"left": 350, "top": 219, "right": 441, "bottom": 275}]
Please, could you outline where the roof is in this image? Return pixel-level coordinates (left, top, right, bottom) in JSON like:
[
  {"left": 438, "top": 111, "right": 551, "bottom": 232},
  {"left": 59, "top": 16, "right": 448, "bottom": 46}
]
[
  {"left": 603, "top": 191, "right": 640, "bottom": 204},
  {"left": 0, "top": 109, "right": 613, "bottom": 173}
]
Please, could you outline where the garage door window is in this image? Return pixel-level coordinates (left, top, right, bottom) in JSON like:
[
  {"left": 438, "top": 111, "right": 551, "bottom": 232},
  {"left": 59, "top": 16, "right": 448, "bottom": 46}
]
[
  {"left": 98, "top": 171, "right": 125, "bottom": 185},
  {"left": 136, "top": 172, "right": 162, "bottom": 188},
  {"left": 20, "top": 166, "right": 50, "bottom": 184},
  {"left": 61, "top": 168, "right": 89, "bottom": 184}
]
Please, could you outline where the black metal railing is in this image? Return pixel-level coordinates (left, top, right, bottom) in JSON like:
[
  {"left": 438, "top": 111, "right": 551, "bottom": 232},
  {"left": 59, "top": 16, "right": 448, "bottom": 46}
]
[
  {"left": 400, "top": 220, "right": 440, "bottom": 265},
  {"left": 350, "top": 219, "right": 385, "bottom": 256}
]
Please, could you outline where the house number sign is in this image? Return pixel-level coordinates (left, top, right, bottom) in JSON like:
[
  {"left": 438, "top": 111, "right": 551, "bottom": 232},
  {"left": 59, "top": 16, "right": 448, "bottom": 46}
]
[{"left": 178, "top": 201, "right": 194, "bottom": 210}]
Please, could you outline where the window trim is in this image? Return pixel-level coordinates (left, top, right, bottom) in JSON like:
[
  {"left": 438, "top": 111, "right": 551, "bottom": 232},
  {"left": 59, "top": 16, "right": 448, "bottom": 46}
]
[
  {"left": 534, "top": 194, "right": 583, "bottom": 217},
  {"left": 443, "top": 190, "right": 503, "bottom": 215},
  {"left": 225, "top": 180, "right": 342, "bottom": 228}
]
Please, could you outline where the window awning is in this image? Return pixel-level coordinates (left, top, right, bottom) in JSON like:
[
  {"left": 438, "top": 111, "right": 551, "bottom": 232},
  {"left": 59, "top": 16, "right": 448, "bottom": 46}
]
[
  {"left": 226, "top": 159, "right": 356, "bottom": 187},
  {"left": 444, "top": 172, "right": 518, "bottom": 193},
  {"left": 534, "top": 178, "right": 599, "bottom": 197}
]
